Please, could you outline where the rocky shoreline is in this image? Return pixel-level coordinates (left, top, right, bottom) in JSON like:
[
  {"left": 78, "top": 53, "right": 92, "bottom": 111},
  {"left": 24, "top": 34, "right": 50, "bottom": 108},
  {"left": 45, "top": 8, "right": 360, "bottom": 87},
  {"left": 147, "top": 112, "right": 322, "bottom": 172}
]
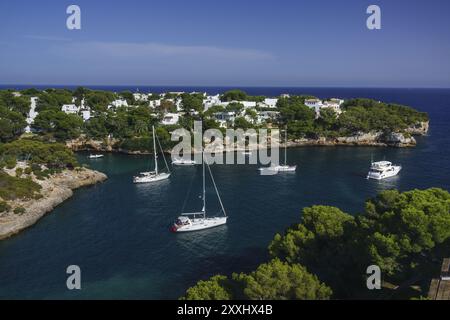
[
  {"left": 66, "top": 121, "right": 429, "bottom": 154},
  {"left": 0, "top": 168, "right": 107, "bottom": 240}
]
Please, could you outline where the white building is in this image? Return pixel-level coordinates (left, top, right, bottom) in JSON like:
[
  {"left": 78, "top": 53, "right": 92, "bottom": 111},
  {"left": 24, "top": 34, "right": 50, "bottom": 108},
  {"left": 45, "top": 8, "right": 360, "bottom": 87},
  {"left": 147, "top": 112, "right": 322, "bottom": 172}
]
[
  {"left": 258, "top": 98, "right": 278, "bottom": 109},
  {"left": 133, "top": 93, "right": 148, "bottom": 102},
  {"left": 111, "top": 99, "right": 128, "bottom": 108},
  {"left": 257, "top": 111, "right": 280, "bottom": 123},
  {"left": 161, "top": 113, "right": 180, "bottom": 125},
  {"left": 81, "top": 110, "right": 91, "bottom": 121},
  {"left": 25, "top": 97, "right": 39, "bottom": 133},
  {"left": 322, "top": 98, "right": 344, "bottom": 115},
  {"left": 241, "top": 101, "right": 257, "bottom": 109},
  {"left": 214, "top": 111, "right": 236, "bottom": 124},
  {"left": 149, "top": 99, "right": 162, "bottom": 109},
  {"left": 203, "top": 94, "right": 222, "bottom": 111},
  {"left": 61, "top": 104, "right": 80, "bottom": 114}
]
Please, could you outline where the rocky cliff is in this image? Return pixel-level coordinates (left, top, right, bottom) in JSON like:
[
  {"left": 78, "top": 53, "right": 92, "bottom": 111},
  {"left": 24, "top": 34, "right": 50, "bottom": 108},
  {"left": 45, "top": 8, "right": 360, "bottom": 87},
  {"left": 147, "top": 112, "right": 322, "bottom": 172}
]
[{"left": 0, "top": 168, "right": 107, "bottom": 240}]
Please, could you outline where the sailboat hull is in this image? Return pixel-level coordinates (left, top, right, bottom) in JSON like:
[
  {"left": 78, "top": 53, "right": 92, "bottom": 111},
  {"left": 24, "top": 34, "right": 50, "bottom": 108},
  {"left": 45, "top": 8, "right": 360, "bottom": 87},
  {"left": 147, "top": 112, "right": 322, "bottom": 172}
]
[
  {"left": 172, "top": 217, "right": 227, "bottom": 232},
  {"left": 133, "top": 172, "right": 171, "bottom": 184}
]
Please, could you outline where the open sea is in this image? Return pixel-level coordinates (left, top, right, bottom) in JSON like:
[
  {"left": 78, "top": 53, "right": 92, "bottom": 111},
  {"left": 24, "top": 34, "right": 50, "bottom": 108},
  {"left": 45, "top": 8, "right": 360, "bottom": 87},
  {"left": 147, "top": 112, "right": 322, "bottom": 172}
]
[{"left": 0, "top": 87, "right": 449, "bottom": 299}]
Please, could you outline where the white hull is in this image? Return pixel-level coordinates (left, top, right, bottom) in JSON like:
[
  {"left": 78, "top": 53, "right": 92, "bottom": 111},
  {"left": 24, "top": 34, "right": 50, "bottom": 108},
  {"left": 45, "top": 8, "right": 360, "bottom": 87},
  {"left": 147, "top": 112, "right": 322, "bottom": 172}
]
[
  {"left": 88, "top": 154, "right": 104, "bottom": 159},
  {"left": 276, "top": 165, "right": 297, "bottom": 172},
  {"left": 173, "top": 217, "right": 227, "bottom": 232},
  {"left": 259, "top": 165, "right": 297, "bottom": 173},
  {"left": 367, "top": 166, "right": 401, "bottom": 180},
  {"left": 134, "top": 172, "right": 171, "bottom": 183},
  {"left": 172, "top": 159, "right": 196, "bottom": 166}
]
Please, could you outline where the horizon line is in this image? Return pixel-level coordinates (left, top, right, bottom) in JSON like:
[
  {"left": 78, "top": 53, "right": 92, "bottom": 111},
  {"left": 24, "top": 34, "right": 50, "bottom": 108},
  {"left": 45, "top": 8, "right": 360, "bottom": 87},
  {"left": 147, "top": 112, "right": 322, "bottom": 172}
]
[{"left": 1, "top": 84, "right": 450, "bottom": 90}]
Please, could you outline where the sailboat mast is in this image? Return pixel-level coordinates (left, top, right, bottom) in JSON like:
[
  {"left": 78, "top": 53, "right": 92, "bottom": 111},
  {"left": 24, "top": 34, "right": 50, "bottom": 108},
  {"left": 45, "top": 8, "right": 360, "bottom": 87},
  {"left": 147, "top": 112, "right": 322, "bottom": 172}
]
[
  {"left": 284, "top": 126, "right": 287, "bottom": 166},
  {"left": 153, "top": 126, "right": 158, "bottom": 174},
  {"left": 202, "top": 152, "right": 206, "bottom": 213}
]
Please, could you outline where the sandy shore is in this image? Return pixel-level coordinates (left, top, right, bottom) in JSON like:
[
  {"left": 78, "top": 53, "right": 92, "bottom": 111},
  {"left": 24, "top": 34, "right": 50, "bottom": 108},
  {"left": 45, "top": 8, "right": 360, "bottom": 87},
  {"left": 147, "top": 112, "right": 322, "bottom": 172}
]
[{"left": 0, "top": 168, "right": 107, "bottom": 240}]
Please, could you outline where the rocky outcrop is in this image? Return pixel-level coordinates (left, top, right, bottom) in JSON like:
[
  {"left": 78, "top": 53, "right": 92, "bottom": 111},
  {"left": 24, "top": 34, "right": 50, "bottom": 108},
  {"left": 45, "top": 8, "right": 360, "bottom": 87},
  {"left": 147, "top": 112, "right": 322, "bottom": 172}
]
[
  {"left": 405, "top": 121, "right": 429, "bottom": 135},
  {"left": 66, "top": 136, "right": 119, "bottom": 152},
  {"left": 0, "top": 168, "right": 107, "bottom": 240}
]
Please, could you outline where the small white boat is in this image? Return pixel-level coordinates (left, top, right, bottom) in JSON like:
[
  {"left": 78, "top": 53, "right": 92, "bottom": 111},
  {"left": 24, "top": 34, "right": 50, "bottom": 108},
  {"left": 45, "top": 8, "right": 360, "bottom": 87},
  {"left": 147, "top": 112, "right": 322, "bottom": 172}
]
[
  {"left": 88, "top": 154, "right": 104, "bottom": 159},
  {"left": 367, "top": 161, "right": 402, "bottom": 180},
  {"left": 274, "top": 165, "right": 297, "bottom": 172},
  {"left": 172, "top": 158, "right": 196, "bottom": 166},
  {"left": 134, "top": 126, "right": 171, "bottom": 184},
  {"left": 171, "top": 154, "right": 228, "bottom": 233},
  {"left": 259, "top": 126, "right": 297, "bottom": 173}
]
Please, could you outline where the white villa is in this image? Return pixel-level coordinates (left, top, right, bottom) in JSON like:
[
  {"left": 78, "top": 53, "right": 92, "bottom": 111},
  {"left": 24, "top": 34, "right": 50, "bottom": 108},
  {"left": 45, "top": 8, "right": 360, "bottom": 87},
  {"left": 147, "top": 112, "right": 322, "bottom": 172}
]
[
  {"left": 133, "top": 93, "right": 148, "bottom": 102},
  {"left": 61, "top": 98, "right": 92, "bottom": 121},
  {"left": 203, "top": 94, "right": 221, "bottom": 111},
  {"left": 258, "top": 98, "right": 278, "bottom": 109},
  {"left": 213, "top": 111, "right": 236, "bottom": 126},
  {"left": 257, "top": 110, "right": 280, "bottom": 123},
  {"left": 25, "top": 97, "right": 39, "bottom": 133},
  {"left": 323, "top": 98, "right": 344, "bottom": 114},
  {"left": 61, "top": 104, "right": 80, "bottom": 114},
  {"left": 161, "top": 113, "right": 180, "bottom": 125},
  {"left": 305, "top": 98, "right": 344, "bottom": 116},
  {"left": 149, "top": 99, "right": 162, "bottom": 109},
  {"left": 111, "top": 99, "right": 128, "bottom": 108},
  {"left": 81, "top": 110, "right": 91, "bottom": 121}
]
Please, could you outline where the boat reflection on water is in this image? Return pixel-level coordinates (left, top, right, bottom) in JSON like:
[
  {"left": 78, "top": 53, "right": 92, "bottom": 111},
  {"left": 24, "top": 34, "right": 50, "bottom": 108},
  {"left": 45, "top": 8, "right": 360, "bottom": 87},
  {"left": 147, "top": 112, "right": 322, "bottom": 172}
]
[{"left": 372, "top": 174, "right": 401, "bottom": 194}]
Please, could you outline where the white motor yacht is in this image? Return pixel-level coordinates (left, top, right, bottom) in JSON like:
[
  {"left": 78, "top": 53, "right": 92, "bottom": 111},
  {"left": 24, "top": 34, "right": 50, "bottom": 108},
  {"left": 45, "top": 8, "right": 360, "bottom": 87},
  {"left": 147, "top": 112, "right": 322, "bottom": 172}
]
[{"left": 367, "top": 161, "right": 402, "bottom": 180}]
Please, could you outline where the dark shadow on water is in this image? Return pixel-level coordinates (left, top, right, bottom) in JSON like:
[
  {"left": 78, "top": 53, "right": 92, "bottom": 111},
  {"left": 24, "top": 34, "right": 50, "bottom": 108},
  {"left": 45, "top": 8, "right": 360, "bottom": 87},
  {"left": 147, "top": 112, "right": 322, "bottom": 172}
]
[{"left": 158, "top": 246, "right": 269, "bottom": 299}]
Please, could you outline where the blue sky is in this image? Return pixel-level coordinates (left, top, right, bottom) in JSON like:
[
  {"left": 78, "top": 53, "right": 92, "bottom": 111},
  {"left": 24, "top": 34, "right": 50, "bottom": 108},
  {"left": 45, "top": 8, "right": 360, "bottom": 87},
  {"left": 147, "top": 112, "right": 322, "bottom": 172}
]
[{"left": 0, "top": 0, "right": 449, "bottom": 87}]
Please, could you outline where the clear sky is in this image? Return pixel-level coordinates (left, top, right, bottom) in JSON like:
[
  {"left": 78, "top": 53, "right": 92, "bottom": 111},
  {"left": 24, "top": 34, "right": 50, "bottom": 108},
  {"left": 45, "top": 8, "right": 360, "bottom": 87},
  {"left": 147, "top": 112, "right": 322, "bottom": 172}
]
[{"left": 1, "top": 0, "right": 449, "bottom": 87}]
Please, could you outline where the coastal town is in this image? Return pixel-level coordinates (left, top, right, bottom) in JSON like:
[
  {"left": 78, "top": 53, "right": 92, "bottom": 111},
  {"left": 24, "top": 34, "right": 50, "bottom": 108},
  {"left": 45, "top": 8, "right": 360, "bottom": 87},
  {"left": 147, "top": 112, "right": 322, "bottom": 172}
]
[
  {"left": 4, "top": 88, "right": 429, "bottom": 155},
  {"left": 19, "top": 90, "right": 345, "bottom": 131}
]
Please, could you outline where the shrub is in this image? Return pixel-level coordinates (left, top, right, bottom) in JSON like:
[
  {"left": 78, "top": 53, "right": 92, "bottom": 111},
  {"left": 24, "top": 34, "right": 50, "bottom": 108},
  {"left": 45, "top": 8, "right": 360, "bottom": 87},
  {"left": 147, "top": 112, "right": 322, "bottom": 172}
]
[
  {"left": 13, "top": 207, "right": 26, "bottom": 215},
  {"left": 15, "top": 167, "right": 23, "bottom": 177},
  {"left": 5, "top": 157, "right": 17, "bottom": 169},
  {"left": 0, "top": 171, "right": 42, "bottom": 201},
  {"left": 0, "top": 201, "right": 11, "bottom": 213}
]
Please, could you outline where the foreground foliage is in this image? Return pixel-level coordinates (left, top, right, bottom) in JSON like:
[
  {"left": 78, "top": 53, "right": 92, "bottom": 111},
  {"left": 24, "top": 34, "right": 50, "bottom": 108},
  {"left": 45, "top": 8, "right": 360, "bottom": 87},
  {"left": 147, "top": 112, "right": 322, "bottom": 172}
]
[{"left": 182, "top": 188, "right": 450, "bottom": 300}]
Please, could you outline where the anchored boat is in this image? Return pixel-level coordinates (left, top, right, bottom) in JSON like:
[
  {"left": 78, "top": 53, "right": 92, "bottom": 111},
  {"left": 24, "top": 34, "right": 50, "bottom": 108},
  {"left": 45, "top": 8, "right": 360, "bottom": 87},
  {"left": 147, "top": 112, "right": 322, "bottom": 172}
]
[
  {"left": 367, "top": 161, "right": 402, "bottom": 180},
  {"left": 133, "top": 126, "right": 171, "bottom": 183},
  {"left": 171, "top": 154, "right": 227, "bottom": 233}
]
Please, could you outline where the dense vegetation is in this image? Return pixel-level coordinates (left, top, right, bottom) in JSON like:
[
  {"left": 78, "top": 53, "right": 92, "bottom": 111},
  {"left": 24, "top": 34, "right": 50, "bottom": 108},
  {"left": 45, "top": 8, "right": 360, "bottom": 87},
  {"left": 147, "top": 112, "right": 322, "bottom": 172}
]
[
  {"left": 0, "top": 88, "right": 429, "bottom": 152},
  {"left": 221, "top": 89, "right": 265, "bottom": 103},
  {"left": 0, "top": 91, "right": 31, "bottom": 142},
  {"left": 182, "top": 188, "right": 450, "bottom": 300},
  {"left": 277, "top": 96, "right": 429, "bottom": 140},
  {"left": 0, "top": 139, "right": 78, "bottom": 169},
  {"left": 0, "top": 170, "right": 42, "bottom": 202}
]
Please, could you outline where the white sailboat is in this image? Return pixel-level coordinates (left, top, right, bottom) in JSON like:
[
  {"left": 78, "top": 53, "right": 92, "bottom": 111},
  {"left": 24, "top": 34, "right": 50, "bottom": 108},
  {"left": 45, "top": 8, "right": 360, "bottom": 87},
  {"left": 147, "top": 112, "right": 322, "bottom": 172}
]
[
  {"left": 133, "top": 126, "right": 171, "bottom": 183},
  {"left": 171, "top": 155, "right": 227, "bottom": 233},
  {"left": 259, "top": 126, "right": 297, "bottom": 173}
]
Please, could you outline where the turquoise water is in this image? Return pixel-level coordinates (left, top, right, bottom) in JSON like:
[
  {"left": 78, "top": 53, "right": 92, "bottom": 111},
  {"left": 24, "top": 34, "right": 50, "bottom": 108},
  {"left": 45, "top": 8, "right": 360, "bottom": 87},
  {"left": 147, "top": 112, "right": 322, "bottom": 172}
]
[{"left": 0, "top": 88, "right": 449, "bottom": 299}]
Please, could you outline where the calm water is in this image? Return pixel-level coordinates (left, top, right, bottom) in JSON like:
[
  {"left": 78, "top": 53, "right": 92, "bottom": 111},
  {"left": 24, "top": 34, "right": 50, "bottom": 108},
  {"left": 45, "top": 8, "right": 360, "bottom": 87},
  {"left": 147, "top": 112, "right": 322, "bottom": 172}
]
[{"left": 0, "top": 88, "right": 449, "bottom": 299}]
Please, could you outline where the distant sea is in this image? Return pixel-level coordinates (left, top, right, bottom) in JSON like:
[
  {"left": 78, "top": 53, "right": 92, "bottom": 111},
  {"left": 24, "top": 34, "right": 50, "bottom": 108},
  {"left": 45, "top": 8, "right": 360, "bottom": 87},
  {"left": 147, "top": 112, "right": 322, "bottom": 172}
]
[{"left": 0, "top": 87, "right": 449, "bottom": 299}]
